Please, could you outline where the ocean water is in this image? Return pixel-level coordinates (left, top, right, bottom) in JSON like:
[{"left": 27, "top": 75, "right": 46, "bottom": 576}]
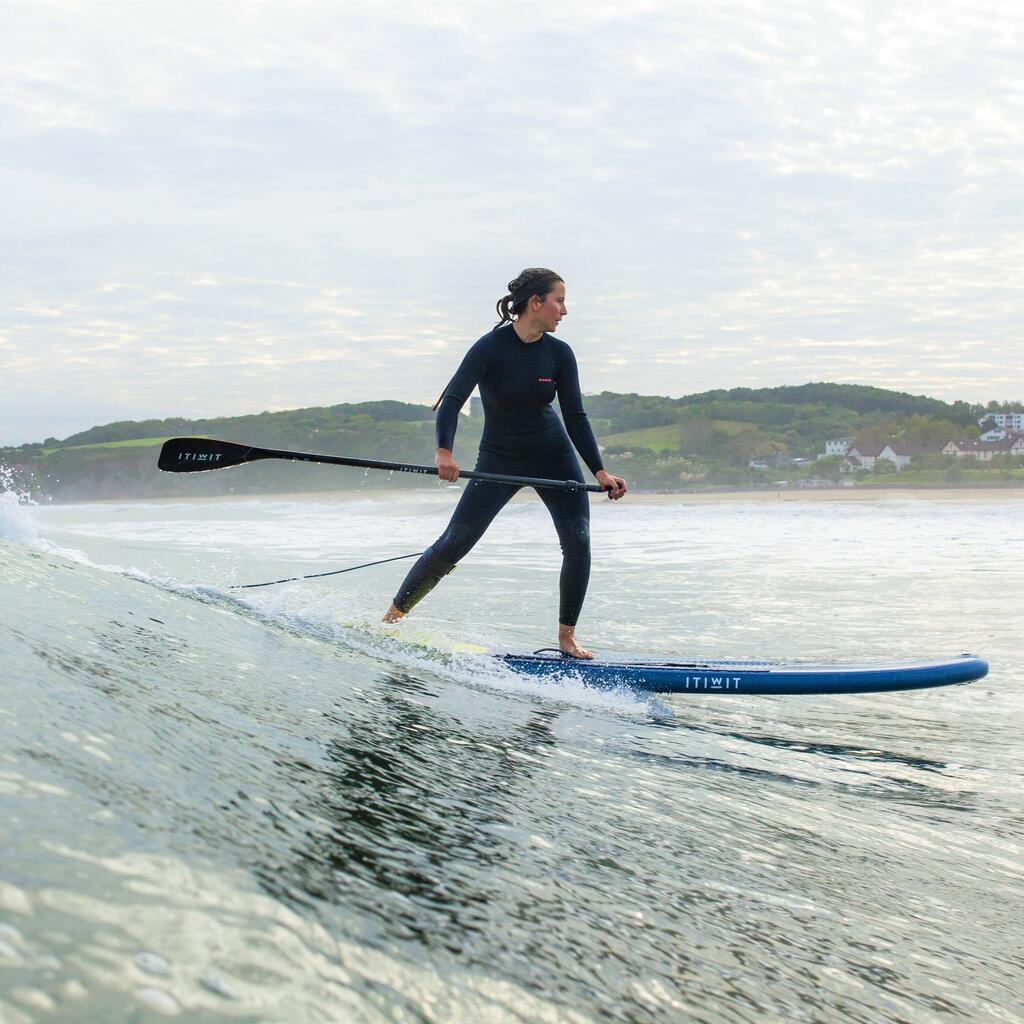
[{"left": 1, "top": 488, "right": 1022, "bottom": 1023}]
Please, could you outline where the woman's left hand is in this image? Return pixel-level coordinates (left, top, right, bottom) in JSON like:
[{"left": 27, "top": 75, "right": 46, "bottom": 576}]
[{"left": 596, "top": 470, "right": 627, "bottom": 500}]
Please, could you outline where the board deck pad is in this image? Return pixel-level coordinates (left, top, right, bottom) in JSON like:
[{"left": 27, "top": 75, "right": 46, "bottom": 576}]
[{"left": 493, "top": 651, "right": 989, "bottom": 695}]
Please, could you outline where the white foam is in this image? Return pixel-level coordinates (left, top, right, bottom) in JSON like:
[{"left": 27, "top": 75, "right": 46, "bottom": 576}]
[
  {"left": 0, "top": 485, "right": 188, "bottom": 600},
  {"left": 193, "top": 583, "right": 670, "bottom": 720},
  {"left": 0, "top": 489, "right": 40, "bottom": 547},
  {"left": 0, "top": 486, "right": 669, "bottom": 720},
  {"left": 0, "top": 490, "right": 97, "bottom": 567}
]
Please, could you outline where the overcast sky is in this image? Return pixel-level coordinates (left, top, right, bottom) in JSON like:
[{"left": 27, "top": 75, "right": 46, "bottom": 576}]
[{"left": 2, "top": 0, "right": 1022, "bottom": 444}]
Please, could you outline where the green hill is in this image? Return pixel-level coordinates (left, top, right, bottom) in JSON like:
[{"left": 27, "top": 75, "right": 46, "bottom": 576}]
[
  {"left": 2, "top": 383, "right": 1013, "bottom": 499},
  {"left": 53, "top": 400, "right": 435, "bottom": 449}
]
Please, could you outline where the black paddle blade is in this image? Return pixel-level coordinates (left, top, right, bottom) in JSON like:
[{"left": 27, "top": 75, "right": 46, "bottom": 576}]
[{"left": 158, "top": 437, "right": 256, "bottom": 473}]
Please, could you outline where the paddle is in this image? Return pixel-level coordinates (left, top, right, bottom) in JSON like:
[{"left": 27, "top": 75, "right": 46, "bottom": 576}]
[{"left": 157, "top": 437, "right": 607, "bottom": 493}]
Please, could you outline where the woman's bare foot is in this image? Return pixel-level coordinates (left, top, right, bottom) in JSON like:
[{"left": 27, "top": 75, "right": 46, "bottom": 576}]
[
  {"left": 381, "top": 604, "right": 405, "bottom": 624},
  {"left": 558, "top": 624, "right": 593, "bottom": 659}
]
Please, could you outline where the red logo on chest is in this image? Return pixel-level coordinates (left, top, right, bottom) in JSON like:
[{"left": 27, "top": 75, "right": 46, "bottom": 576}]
[{"left": 538, "top": 378, "right": 554, "bottom": 383}]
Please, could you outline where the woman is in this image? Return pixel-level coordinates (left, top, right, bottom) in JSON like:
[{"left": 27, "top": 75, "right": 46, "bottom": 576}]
[{"left": 382, "top": 268, "right": 627, "bottom": 658}]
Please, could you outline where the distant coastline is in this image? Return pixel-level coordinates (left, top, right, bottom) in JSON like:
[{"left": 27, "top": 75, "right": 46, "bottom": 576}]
[
  {"left": 3, "top": 383, "right": 1022, "bottom": 502},
  {"left": 43, "top": 485, "right": 1024, "bottom": 509}
]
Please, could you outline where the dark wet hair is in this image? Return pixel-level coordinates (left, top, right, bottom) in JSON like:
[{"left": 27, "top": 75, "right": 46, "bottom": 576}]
[{"left": 495, "top": 268, "right": 564, "bottom": 326}]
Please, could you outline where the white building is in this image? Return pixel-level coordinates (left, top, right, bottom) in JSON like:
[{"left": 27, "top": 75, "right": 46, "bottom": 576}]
[
  {"left": 841, "top": 444, "right": 884, "bottom": 472},
  {"left": 818, "top": 437, "right": 853, "bottom": 459},
  {"left": 876, "top": 444, "right": 943, "bottom": 471},
  {"left": 978, "top": 411, "right": 1024, "bottom": 431}
]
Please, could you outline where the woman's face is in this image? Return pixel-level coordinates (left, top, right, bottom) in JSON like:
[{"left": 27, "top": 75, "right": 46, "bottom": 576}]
[{"left": 533, "top": 281, "right": 567, "bottom": 333}]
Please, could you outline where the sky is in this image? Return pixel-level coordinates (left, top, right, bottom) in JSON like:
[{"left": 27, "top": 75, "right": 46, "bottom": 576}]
[{"left": 2, "top": 0, "right": 1022, "bottom": 445}]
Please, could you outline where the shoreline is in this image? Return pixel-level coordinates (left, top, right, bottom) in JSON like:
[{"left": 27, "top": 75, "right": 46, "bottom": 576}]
[
  {"left": 30, "top": 485, "right": 1024, "bottom": 507},
  {"left": 618, "top": 487, "right": 1024, "bottom": 504}
]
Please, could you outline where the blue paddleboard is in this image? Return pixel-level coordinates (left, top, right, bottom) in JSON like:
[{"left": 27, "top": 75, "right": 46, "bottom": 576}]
[{"left": 494, "top": 651, "right": 988, "bottom": 695}]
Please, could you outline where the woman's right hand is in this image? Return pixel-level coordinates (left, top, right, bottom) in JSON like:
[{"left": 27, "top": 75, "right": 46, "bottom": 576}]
[{"left": 436, "top": 448, "right": 460, "bottom": 483}]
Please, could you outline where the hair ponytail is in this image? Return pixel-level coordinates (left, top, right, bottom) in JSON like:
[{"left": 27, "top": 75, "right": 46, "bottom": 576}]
[
  {"left": 495, "top": 293, "right": 515, "bottom": 325},
  {"left": 495, "top": 268, "right": 563, "bottom": 327}
]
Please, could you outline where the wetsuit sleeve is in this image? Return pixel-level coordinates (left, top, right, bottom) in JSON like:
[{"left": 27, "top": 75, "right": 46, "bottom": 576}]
[
  {"left": 435, "top": 337, "right": 490, "bottom": 453},
  {"left": 556, "top": 345, "right": 605, "bottom": 475}
]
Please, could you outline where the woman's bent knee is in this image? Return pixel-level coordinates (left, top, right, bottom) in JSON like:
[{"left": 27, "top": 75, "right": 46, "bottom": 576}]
[{"left": 559, "top": 520, "right": 590, "bottom": 558}]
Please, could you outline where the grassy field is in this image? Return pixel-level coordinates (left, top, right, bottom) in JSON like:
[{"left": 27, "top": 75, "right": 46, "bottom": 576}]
[
  {"left": 598, "top": 419, "right": 754, "bottom": 452},
  {"left": 43, "top": 436, "right": 203, "bottom": 455},
  {"left": 597, "top": 424, "right": 682, "bottom": 450}
]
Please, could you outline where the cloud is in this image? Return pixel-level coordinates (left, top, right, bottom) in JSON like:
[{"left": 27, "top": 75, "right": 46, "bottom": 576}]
[{"left": 1, "top": 0, "right": 1022, "bottom": 443}]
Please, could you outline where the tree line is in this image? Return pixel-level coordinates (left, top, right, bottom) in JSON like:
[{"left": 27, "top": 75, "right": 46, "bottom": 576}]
[{"left": 2, "top": 384, "right": 1016, "bottom": 500}]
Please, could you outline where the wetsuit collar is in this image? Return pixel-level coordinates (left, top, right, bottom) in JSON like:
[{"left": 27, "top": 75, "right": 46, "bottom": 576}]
[{"left": 510, "top": 322, "right": 545, "bottom": 345}]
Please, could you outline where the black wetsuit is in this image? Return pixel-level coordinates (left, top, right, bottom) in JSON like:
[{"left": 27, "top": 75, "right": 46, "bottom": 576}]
[{"left": 392, "top": 323, "right": 604, "bottom": 625}]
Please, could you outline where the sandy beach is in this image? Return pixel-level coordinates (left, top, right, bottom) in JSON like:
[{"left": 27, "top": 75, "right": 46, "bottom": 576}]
[
  {"left": 619, "top": 487, "right": 1024, "bottom": 504},
  {"left": 56, "top": 486, "right": 1024, "bottom": 507}
]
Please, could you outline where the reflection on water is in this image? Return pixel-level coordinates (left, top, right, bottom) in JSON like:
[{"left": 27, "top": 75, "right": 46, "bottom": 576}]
[{"left": 260, "top": 674, "right": 558, "bottom": 957}]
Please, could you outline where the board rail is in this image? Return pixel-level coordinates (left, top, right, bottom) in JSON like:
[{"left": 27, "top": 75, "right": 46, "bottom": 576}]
[{"left": 493, "top": 652, "right": 989, "bottom": 695}]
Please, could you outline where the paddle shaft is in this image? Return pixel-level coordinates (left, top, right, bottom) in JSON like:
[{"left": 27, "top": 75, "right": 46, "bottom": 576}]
[
  {"left": 158, "top": 437, "right": 607, "bottom": 494},
  {"left": 253, "top": 444, "right": 607, "bottom": 491}
]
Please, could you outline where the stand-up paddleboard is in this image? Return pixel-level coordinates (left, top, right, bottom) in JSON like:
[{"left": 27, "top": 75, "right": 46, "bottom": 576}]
[{"left": 494, "top": 650, "right": 988, "bottom": 695}]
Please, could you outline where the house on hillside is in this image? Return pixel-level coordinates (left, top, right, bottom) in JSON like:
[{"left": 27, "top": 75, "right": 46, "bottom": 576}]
[
  {"left": 978, "top": 411, "right": 1024, "bottom": 431},
  {"left": 841, "top": 444, "right": 884, "bottom": 472},
  {"left": 979, "top": 427, "right": 1024, "bottom": 442},
  {"left": 876, "top": 443, "right": 943, "bottom": 471},
  {"left": 817, "top": 437, "right": 853, "bottom": 460},
  {"left": 943, "top": 438, "right": 1024, "bottom": 461}
]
